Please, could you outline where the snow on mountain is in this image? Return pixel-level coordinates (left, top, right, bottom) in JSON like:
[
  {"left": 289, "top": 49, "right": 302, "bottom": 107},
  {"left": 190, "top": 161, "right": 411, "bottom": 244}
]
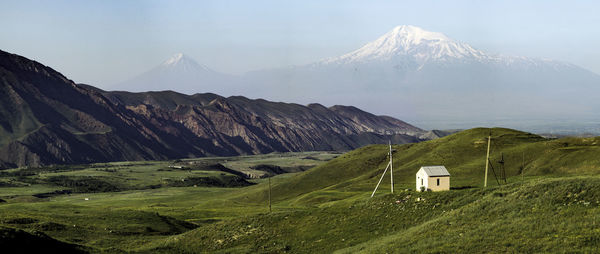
[
  {"left": 161, "top": 53, "right": 211, "bottom": 72},
  {"left": 320, "top": 25, "right": 487, "bottom": 65},
  {"left": 316, "top": 25, "right": 577, "bottom": 72},
  {"left": 113, "top": 53, "right": 236, "bottom": 95},
  {"left": 163, "top": 53, "right": 185, "bottom": 65}
]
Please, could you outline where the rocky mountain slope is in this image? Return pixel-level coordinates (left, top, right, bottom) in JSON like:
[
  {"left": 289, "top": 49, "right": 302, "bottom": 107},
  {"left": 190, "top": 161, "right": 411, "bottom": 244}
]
[{"left": 0, "top": 50, "right": 429, "bottom": 169}]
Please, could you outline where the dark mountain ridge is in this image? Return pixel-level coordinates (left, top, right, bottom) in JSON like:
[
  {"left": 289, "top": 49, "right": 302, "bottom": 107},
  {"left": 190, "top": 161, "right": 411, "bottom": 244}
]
[{"left": 0, "top": 50, "right": 429, "bottom": 169}]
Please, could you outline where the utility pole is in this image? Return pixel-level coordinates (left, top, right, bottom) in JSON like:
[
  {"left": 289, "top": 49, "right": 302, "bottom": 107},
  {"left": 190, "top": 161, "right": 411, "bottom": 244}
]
[
  {"left": 484, "top": 131, "right": 491, "bottom": 188},
  {"left": 371, "top": 142, "right": 394, "bottom": 198},
  {"left": 371, "top": 162, "right": 391, "bottom": 198},
  {"left": 268, "top": 177, "right": 272, "bottom": 213},
  {"left": 389, "top": 141, "right": 394, "bottom": 194}
]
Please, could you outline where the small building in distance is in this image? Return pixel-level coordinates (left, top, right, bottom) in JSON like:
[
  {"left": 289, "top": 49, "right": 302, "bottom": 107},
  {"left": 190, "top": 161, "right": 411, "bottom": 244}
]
[{"left": 416, "top": 166, "right": 450, "bottom": 192}]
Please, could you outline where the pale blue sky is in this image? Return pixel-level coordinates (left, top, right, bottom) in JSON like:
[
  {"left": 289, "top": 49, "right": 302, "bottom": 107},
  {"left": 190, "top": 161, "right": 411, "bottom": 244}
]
[{"left": 1, "top": 0, "right": 599, "bottom": 88}]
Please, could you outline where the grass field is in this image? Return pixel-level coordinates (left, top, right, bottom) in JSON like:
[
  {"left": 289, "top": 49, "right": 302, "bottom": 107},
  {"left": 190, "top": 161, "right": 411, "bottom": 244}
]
[{"left": 1, "top": 128, "right": 599, "bottom": 253}]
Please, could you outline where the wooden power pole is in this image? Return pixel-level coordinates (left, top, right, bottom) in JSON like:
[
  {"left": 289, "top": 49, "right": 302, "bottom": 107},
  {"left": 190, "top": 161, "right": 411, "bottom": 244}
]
[
  {"left": 389, "top": 141, "right": 394, "bottom": 194},
  {"left": 484, "top": 132, "right": 491, "bottom": 188},
  {"left": 268, "top": 177, "right": 272, "bottom": 213}
]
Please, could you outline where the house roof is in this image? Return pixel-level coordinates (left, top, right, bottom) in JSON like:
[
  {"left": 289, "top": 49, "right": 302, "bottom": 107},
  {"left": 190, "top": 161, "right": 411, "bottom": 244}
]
[{"left": 419, "top": 166, "right": 450, "bottom": 176}]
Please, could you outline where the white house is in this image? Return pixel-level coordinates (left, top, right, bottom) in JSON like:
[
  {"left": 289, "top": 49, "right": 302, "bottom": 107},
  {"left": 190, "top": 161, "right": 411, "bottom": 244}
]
[{"left": 416, "top": 166, "right": 450, "bottom": 192}]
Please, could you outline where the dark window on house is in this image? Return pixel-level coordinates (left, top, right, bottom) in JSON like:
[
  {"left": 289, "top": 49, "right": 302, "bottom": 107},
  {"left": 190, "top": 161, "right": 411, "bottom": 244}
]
[
  {"left": 421, "top": 178, "right": 423, "bottom": 185},
  {"left": 437, "top": 178, "right": 440, "bottom": 186}
]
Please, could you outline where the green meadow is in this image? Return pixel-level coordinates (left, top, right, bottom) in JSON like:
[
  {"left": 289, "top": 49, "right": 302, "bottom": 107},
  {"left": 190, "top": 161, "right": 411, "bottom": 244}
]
[{"left": 1, "top": 128, "right": 600, "bottom": 253}]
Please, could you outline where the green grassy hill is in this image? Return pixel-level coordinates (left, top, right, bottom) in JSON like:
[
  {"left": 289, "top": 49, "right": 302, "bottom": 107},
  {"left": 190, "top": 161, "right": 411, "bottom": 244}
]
[
  {"left": 337, "top": 177, "right": 600, "bottom": 253},
  {"left": 139, "top": 127, "right": 600, "bottom": 253},
  {"left": 234, "top": 128, "right": 599, "bottom": 206},
  {"left": 142, "top": 177, "right": 600, "bottom": 253},
  {"left": 1, "top": 127, "right": 599, "bottom": 253}
]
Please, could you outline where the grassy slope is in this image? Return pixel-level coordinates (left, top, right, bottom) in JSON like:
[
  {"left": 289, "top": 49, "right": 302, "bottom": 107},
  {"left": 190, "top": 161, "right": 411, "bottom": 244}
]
[
  {"left": 338, "top": 177, "right": 600, "bottom": 253},
  {"left": 233, "top": 128, "right": 599, "bottom": 206},
  {"left": 140, "top": 127, "right": 600, "bottom": 253},
  {"left": 145, "top": 177, "right": 600, "bottom": 253}
]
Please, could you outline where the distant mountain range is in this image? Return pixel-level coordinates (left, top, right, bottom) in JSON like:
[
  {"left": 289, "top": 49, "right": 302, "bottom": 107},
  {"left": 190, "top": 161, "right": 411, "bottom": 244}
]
[
  {"left": 113, "top": 25, "right": 600, "bottom": 131},
  {"left": 0, "top": 49, "right": 443, "bottom": 169}
]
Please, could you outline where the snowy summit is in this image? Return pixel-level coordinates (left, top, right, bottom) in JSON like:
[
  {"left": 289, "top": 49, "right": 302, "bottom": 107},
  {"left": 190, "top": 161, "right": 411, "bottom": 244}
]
[{"left": 322, "top": 25, "right": 487, "bottom": 65}]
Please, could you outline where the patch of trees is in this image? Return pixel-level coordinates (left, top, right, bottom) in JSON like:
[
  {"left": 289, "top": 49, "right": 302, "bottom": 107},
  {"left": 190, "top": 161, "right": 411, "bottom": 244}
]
[
  {"left": 45, "top": 176, "right": 122, "bottom": 193},
  {"left": 166, "top": 175, "right": 253, "bottom": 188}
]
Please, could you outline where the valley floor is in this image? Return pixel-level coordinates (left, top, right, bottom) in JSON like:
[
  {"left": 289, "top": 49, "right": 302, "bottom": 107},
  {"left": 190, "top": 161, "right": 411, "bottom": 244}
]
[{"left": 1, "top": 128, "right": 599, "bottom": 253}]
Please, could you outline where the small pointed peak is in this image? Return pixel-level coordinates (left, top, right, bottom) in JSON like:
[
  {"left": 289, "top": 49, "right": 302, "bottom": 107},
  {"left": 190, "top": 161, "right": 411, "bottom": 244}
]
[{"left": 158, "top": 53, "right": 213, "bottom": 72}]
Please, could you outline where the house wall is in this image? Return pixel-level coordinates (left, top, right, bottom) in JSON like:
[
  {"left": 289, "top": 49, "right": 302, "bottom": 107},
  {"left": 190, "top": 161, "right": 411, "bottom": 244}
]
[
  {"left": 427, "top": 176, "right": 450, "bottom": 191},
  {"left": 416, "top": 169, "right": 428, "bottom": 191}
]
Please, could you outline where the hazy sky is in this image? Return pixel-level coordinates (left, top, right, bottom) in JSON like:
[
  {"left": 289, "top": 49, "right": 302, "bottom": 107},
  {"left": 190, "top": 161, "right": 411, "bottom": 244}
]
[{"left": 1, "top": 0, "right": 599, "bottom": 88}]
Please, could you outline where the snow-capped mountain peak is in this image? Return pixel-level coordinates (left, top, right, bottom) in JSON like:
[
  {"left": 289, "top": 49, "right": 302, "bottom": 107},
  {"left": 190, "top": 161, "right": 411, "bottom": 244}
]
[{"left": 321, "top": 25, "right": 487, "bottom": 65}]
